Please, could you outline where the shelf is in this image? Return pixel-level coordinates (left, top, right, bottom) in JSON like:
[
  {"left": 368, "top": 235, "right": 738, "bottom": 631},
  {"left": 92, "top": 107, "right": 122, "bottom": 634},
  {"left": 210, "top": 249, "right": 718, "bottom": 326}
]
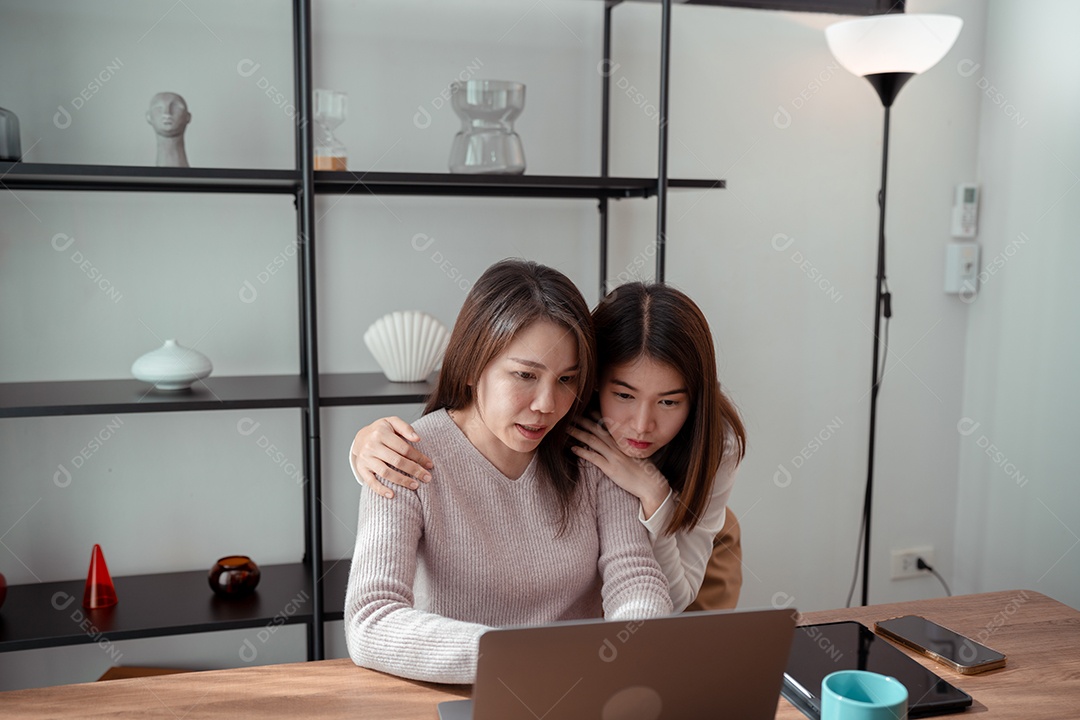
[
  {"left": 0, "top": 163, "right": 299, "bottom": 194},
  {"left": 318, "top": 373, "right": 433, "bottom": 407},
  {"left": 314, "top": 171, "right": 724, "bottom": 199},
  {"left": 638, "top": 0, "right": 893, "bottom": 13},
  {"left": 0, "top": 375, "right": 308, "bottom": 418},
  {"left": 0, "top": 373, "right": 434, "bottom": 418},
  {"left": 0, "top": 164, "right": 724, "bottom": 200},
  {"left": 0, "top": 561, "right": 350, "bottom": 653}
]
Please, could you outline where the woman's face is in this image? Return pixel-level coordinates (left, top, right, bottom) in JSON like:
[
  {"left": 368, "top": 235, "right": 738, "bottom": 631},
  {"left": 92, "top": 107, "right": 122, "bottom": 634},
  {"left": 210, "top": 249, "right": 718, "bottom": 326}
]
[
  {"left": 598, "top": 356, "right": 691, "bottom": 459},
  {"left": 457, "top": 319, "right": 581, "bottom": 476}
]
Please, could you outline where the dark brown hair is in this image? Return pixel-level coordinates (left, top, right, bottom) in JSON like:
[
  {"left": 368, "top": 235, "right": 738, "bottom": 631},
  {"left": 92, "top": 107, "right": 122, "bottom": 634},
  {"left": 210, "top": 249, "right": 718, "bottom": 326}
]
[
  {"left": 425, "top": 259, "right": 596, "bottom": 527},
  {"left": 593, "top": 282, "right": 746, "bottom": 536}
]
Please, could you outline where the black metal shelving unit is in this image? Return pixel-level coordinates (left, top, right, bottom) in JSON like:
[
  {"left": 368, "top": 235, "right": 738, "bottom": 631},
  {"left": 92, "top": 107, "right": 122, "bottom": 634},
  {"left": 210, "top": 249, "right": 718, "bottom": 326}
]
[{"left": 2, "top": 0, "right": 892, "bottom": 664}]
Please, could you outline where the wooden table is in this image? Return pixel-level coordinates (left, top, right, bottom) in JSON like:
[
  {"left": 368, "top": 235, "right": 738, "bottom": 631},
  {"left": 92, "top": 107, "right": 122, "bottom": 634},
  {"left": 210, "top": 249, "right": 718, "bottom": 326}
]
[
  {"left": 0, "top": 590, "right": 1075, "bottom": 719},
  {"left": 773, "top": 590, "right": 1079, "bottom": 718}
]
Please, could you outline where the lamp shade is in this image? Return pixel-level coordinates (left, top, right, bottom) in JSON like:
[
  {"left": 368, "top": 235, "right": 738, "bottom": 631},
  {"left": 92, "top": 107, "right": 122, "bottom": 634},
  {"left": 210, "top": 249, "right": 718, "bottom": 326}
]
[{"left": 826, "top": 14, "right": 963, "bottom": 77}]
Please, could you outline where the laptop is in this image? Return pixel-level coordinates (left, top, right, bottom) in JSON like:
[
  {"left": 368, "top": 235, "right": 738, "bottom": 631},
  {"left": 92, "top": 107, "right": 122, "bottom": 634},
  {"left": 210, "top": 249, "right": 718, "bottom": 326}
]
[
  {"left": 781, "top": 621, "right": 973, "bottom": 718},
  {"left": 438, "top": 608, "right": 796, "bottom": 720}
]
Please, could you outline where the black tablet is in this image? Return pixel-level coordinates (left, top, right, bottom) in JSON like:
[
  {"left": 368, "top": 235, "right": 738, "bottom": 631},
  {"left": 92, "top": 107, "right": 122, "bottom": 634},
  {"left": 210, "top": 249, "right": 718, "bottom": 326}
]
[{"left": 782, "top": 621, "right": 973, "bottom": 719}]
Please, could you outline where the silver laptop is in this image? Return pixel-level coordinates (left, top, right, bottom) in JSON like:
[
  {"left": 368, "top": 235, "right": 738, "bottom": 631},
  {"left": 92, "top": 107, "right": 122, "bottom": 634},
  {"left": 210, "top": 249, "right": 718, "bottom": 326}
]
[{"left": 438, "top": 607, "right": 796, "bottom": 720}]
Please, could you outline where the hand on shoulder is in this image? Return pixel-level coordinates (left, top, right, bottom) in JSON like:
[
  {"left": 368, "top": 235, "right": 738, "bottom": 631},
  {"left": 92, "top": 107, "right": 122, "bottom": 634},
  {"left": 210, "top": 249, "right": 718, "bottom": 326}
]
[
  {"left": 349, "top": 416, "right": 433, "bottom": 499},
  {"left": 568, "top": 415, "right": 670, "bottom": 519}
]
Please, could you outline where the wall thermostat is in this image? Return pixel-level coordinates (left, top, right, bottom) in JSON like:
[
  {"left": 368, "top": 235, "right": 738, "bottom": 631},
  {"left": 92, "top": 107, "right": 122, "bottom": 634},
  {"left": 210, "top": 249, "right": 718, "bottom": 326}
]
[{"left": 951, "top": 183, "right": 979, "bottom": 238}]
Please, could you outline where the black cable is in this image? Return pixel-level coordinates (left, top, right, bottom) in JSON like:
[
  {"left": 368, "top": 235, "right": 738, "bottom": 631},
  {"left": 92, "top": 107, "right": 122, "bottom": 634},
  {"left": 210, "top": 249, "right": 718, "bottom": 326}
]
[
  {"left": 847, "top": 278, "right": 892, "bottom": 608},
  {"left": 845, "top": 508, "right": 866, "bottom": 608},
  {"left": 917, "top": 557, "right": 952, "bottom": 597}
]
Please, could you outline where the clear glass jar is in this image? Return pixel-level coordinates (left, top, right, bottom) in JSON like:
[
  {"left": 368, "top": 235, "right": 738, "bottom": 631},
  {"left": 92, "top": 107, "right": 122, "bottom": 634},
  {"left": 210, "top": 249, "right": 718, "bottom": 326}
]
[{"left": 448, "top": 80, "right": 526, "bottom": 174}]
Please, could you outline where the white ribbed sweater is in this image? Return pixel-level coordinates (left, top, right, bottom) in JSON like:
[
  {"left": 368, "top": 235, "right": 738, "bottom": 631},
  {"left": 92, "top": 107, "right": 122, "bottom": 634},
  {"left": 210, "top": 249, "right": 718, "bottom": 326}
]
[{"left": 344, "top": 409, "right": 673, "bottom": 684}]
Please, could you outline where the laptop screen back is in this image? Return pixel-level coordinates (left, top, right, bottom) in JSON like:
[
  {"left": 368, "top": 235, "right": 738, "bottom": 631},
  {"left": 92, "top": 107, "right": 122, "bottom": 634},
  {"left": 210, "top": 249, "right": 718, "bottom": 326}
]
[{"left": 470, "top": 608, "right": 796, "bottom": 720}]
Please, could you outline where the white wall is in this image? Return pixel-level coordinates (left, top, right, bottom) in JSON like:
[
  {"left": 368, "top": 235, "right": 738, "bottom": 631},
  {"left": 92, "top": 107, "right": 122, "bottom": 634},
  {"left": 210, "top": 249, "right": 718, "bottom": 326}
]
[
  {"left": 953, "top": 0, "right": 1080, "bottom": 609},
  {"left": 2, "top": 0, "right": 1071, "bottom": 693},
  {"left": 602, "top": 0, "right": 986, "bottom": 612}
]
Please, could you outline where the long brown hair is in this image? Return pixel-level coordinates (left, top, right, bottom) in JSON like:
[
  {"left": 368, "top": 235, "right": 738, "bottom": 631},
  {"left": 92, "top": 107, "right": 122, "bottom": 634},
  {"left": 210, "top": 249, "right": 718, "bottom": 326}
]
[
  {"left": 593, "top": 282, "right": 745, "bottom": 536},
  {"left": 425, "top": 259, "right": 596, "bottom": 527}
]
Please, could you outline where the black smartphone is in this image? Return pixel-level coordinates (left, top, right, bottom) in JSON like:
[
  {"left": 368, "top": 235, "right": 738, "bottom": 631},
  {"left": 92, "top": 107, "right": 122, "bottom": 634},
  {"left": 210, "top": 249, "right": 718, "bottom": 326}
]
[{"left": 875, "top": 615, "right": 1006, "bottom": 674}]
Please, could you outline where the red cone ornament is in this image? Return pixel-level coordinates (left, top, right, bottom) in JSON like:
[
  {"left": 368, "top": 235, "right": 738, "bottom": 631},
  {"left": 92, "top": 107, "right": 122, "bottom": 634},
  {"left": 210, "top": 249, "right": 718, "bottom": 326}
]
[{"left": 82, "top": 544, "right": 118, "bottom": 609}]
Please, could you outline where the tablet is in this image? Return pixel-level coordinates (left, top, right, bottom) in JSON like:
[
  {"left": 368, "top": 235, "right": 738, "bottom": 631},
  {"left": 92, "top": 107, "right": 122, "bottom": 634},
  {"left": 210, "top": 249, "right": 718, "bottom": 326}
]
[{"left": 782, "top": 621, "right": 973, "bottom": 718}]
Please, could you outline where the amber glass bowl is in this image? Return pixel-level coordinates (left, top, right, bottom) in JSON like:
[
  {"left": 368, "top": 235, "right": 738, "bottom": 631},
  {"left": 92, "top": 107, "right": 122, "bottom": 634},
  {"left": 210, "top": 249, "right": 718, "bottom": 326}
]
[{"left": 208, "top": 556, "right": 260, "bottom": 597}]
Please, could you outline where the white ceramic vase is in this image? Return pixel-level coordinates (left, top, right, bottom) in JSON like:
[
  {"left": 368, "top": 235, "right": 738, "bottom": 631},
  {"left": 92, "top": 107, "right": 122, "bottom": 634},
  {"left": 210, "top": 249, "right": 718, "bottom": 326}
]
[
  {"left": 131, "top": 339, "right": 213, "bottom": 391},
  {"left": 364, "top": 311, "right": 449, "bottom": 382}
]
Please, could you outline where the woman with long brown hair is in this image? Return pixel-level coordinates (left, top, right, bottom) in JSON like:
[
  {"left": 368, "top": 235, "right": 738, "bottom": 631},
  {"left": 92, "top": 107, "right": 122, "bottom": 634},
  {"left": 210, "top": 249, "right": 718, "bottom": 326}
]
[
  {"left": 344, "top": 261, "right": 671, "bottom": 684},
  {"left": 569, "top": 282, "right": 745, "bottom": 610},
  {"left": 350, "top": 281, "right": 745, "bottom": 612}
]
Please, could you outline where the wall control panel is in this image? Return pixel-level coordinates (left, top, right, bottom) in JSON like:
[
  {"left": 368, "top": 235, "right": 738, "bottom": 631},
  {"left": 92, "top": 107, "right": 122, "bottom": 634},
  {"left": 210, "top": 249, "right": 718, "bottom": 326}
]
[{"left": 952, "top": 183, "right": 979, "bottom": 238}]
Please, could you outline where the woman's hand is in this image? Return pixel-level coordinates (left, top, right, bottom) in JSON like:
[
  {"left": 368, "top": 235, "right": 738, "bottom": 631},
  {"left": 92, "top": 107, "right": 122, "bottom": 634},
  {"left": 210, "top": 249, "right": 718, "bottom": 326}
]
[
  {"left": 569, "top": 415, "right": 671, "bottom": 519},
  {"left": 349, "top": 417, "right": 433, "bottom": 499}
]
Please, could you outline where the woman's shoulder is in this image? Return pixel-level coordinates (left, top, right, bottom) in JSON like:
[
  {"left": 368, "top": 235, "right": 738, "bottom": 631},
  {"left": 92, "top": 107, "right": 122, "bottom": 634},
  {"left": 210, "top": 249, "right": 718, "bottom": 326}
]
[
  {"left": 566, "top": 457, "right": 604, "bottom": 506},
  {"left": 412, "top": 409, "right": 449, "bottom": 435},
  {"left": 409, "top": 410, "right": 461, "bottom": 457},
  {"left": 576, "top": 457, "right": 606, "bottom": 483},
  {"left": 717, "top": 421, "right": 744, "bottom": 468}
]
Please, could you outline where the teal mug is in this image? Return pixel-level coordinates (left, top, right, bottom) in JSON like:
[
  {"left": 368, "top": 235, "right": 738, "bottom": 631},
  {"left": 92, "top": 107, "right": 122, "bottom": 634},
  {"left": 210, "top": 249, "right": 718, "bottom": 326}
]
[{"left": 821, "top": 670, "right": 908, "bottom": 720}]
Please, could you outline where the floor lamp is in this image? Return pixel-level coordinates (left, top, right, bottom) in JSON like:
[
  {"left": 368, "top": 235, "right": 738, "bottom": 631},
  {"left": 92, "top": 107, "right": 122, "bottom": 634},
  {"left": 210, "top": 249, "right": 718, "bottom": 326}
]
[{"left": 825, "top": 13, "right": 963, "bottom": 606}]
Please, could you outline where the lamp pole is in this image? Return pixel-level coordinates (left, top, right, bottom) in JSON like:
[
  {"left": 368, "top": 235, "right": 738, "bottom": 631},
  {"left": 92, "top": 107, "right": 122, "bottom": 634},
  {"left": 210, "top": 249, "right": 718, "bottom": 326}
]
[
  {"left": 826, "top": 13, "right": 963, "bottom": 607},
  {"left": 859, "top": 72, "right": 910, "bottom": 606},
  {"left": 860, "top": 72, "right": 912, "bottom": 606},
  {"left": 862, "top": 102, "right": 891, "bottom": 607}
]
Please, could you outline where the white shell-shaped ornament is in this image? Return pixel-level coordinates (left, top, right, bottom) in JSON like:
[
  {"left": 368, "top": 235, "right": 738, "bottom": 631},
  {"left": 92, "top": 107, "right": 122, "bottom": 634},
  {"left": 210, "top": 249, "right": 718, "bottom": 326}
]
[
  {"left": 363, "top": 311, "right": 449, "bottom": 382},
  {"left": 131, "top": 339, "right": 213, "bottom": 391}
]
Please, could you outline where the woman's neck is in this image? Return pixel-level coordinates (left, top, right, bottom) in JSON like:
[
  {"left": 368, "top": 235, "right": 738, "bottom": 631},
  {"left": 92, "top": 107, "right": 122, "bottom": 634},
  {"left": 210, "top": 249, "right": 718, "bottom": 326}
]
[{"left": 448, "top": 407, "right": 534, "bottom": 480}]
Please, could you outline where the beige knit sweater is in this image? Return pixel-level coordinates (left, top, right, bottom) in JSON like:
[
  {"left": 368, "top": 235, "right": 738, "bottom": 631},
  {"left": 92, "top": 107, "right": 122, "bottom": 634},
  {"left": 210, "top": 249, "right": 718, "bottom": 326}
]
[{"left": 344, "top": 409, "right": 673, "bottom": 683}]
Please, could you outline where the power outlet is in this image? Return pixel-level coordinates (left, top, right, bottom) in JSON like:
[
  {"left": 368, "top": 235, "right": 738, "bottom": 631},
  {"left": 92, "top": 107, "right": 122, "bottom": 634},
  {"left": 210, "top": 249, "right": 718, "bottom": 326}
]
[{"left": 891, "top": 546, "right": 935, "bottom": 580}]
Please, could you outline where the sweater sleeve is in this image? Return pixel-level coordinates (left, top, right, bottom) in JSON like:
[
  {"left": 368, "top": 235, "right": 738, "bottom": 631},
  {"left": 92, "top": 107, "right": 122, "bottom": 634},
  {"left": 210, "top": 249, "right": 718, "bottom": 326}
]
[
  {"left": 343, "top": 486, "right": 489, "bottom": 684},
  {"left": 594, "top": 470, "right": 675, "bottom": 619},
  {"left": 640, "top": 449, "right": 739, "bottom": 611}
]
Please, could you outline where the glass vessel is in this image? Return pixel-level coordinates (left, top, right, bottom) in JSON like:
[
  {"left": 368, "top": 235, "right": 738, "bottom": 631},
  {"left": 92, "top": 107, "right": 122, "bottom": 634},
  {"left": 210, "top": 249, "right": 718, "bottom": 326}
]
[
  {"left": 0, "top": 106, "right": 21, "bottom": 162},
  {"left": 314, "top": 90, "right": 347, "bottom": 171},
  {"left": 208, "top": 555, "right": 261, "bottom": 597},
  {"left": 448, "top": 80, "right": 526, "bottom": 174}
]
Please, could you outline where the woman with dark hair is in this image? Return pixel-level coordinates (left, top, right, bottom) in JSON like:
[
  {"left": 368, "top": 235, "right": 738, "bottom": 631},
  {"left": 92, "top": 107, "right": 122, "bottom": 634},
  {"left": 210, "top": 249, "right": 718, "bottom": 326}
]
[
  {"left": 350, "top": 281, "right": 745, "bottom": 613},
  {"left": 569, "top": 282, "right": 746, "bottom": 611},
  {"left": 344, "top": 261, "right": 672, "bottom": 684}
]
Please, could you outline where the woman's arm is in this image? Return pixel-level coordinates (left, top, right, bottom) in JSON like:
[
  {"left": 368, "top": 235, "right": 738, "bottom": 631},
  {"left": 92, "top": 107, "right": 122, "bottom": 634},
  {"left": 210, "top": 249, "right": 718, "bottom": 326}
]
[
  {"left": 641, "top": 450, "right": 738, "bottom": 611},
  {"left": 589, "top": 466, "right": 674, "bottom": 619},
  {"left": 344, "top": 483, "right": 488, "bottom": 683},
  {"left": 348, "top": 417, "right": 434, "bottom": 499},
  {"left": 571, "top": 418, "right": 740, "bottom": 611}
]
